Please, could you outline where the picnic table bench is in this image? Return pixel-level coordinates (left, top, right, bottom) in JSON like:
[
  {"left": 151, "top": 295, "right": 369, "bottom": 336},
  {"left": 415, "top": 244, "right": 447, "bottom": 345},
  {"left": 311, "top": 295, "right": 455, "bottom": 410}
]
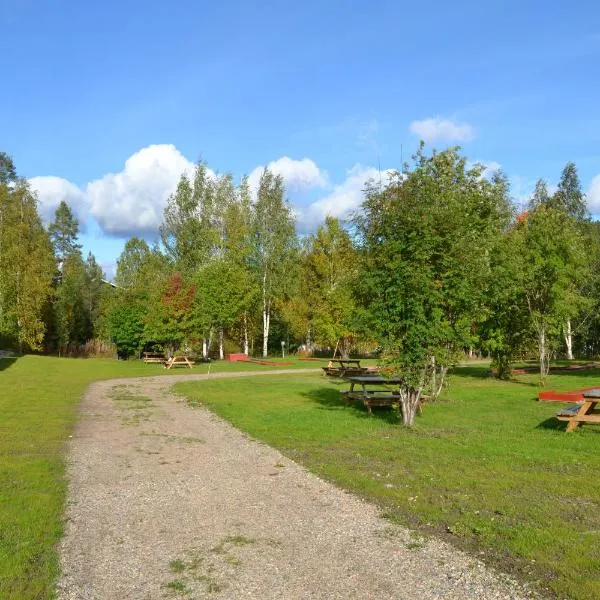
[
  {"left": 322, "top": 359, "right": 372, "bottom": 378},
  {"left": 556, "top": 388, "right": 600, "bottom": 432},
  {"left": 163, "top": 356, "right": 195, "bottom": 369},
  {"left": 342, "top": 375, "right": 405, "bottom": 414},
  {"left": 142, "top": 352, "right": 166, "bottom": 364}
]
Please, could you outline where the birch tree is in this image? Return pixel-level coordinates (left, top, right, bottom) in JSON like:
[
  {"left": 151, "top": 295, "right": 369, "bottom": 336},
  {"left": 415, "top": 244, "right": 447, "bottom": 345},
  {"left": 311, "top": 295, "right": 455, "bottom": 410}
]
[
  {"left": 0, "top": 180, "right": 54, "bottom": 350},
  {"left": 528, "top": 164, "right": 589, "bottom": 360},
  {"left": 160, "top": 163, "right": 216, "bottom": 274},
  {"left": 516, "top": 205, "right": 586, "bottom": 384},
  {"left": 251, "top": 169, "right": 297, "bottom": 357},
  {"left": 222, "top": 176, "right": 257, "bottom": 354}
]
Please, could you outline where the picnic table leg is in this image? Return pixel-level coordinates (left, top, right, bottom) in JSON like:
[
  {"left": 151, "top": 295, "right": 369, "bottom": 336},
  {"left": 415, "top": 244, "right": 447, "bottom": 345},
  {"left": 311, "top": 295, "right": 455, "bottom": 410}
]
[
  {"left": 566, "top": 401, "right": 592, "bottom": 432},
  {"left": 361, "top": 384, "right": 373, "bottom": 415}
]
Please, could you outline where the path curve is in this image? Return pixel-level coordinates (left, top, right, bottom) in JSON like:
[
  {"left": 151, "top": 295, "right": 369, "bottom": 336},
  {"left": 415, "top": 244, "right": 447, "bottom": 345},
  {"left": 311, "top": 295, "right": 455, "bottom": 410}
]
[{"left": 57, "top": 369, "right": 539, "bottom": 599}]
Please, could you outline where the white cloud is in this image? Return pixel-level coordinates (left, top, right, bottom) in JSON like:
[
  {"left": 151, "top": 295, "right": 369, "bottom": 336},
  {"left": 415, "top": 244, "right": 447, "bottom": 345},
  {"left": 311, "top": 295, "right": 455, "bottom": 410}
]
[
  {"left": 299, "top": 164, "right": 394, "bottom": 231},
  {"left": 87, "top": 144, "right": 197, "bottom": 235},
  {"left": 409, "top": 117, "right": 475, "bottom": 144},
  {"left": 588, "top": 174, "right": 600, "bottom": 213},
  {"left": 28, "top": 176, "right": 87, "bottom": 225},
  {"left": 28, "top": 147, "right": 333, "bottom": 238},
  {"left": 248, "top": 157, "right": 328, "bottom": 196}
]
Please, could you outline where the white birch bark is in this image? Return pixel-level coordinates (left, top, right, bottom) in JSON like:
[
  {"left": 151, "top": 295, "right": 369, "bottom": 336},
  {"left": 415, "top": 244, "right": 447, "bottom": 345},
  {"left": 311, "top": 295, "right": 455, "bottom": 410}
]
[
  {"left": 564, "top": 319, "right": 574, "bottom": 360},
  {"left": 243, "top": 313, "right": 249, "bottom": 355}
]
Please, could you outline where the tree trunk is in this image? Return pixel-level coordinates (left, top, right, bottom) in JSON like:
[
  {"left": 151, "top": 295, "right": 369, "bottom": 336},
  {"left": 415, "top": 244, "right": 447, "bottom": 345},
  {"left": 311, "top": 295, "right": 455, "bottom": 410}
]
[
  {"left": 539, "top": 326, "right": 550, "bottom": 385},
  {"left": 202, "top": 338, "right": 207, "bottom": 360},
  {"left": 242, "top": 313, "right": 249, "bottom": 355},
  {"left": 433, "top": 365, "right": 447, "bottom": 400},
  {"left": 208, "top": 328, "right": 214, "bottom": 355},
  {"left": 262, "top": 271, "right": 269, "bottom": 358},
  {"left": 430, "top": 356, "right": 436, "bottom": 395},
  {"left": 564, "top": 319, "right": 573, "bottom": 360},
  {"left": 262, "top": 304, "right": 270, "bottom": 358},
  {"left": 398, "top": 387, "right": 422, "bottom": 426},
  {"left": 219, "top": 327, "right": 224, "bottom": 360},
  {"left": 340, "top": 339, "right": 350, "bottom": 359}
]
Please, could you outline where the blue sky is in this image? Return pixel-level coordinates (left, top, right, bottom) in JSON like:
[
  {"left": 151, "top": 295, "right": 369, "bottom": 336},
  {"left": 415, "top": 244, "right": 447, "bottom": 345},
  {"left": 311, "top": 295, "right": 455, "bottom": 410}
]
[{"left": 2, "top": 0, "right": 600, "bottom": 277}]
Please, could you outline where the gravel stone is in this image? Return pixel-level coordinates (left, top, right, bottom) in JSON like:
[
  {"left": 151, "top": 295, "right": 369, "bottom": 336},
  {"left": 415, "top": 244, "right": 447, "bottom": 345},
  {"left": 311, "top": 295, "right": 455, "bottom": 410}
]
[{"left": 57, "top": 370, "right": 543, "bottom": 599}]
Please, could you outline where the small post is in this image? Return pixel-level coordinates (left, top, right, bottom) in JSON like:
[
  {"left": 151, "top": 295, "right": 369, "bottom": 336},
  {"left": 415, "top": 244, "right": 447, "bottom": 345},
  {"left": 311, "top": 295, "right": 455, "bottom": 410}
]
[{"left": 281, "top": 340, "right": 285, "bottom": 359}]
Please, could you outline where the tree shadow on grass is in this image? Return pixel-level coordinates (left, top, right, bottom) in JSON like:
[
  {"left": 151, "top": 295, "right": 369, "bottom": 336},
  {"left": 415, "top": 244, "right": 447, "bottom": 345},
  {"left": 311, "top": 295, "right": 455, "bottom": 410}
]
[
  {"left": 301, "top": 387, "right": 401, "bottom": 425},
  {"left": 452, "top": 365, "right": 538, "bottom": 387},
  {"left": 535, "top": 417, "right": 567, "bottom": 431},
  {"left": 451, "top": 366, "right": 490, "bottom": 379},
  {"left": 546, "top": 368, "right": 600, "bottom": 381},
  {"left": 0, "top": 357, "right": 17, "bottom": 372}
]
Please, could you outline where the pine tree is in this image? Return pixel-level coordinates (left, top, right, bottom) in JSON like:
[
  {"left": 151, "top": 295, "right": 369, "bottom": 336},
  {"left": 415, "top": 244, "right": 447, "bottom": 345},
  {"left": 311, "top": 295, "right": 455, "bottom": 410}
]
[
  {"left": 48, "top": 201, "right": 82, "bottom": 271},
  {"left": 48, "top": 201, "right": 86, "bottom": 353},
  {"left": 83, "top": 252, "right": 104, "bottom": 338},
  {"left": 0, "top": 151, "right": 17, "bottom": 184}
]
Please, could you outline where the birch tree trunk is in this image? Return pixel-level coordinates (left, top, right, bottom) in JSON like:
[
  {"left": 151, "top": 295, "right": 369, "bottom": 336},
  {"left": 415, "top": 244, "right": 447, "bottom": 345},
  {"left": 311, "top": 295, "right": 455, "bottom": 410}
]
[
  {"left": 208, "top": 328, "right": 214, "bottom": 356},
  {"left": 242, "top": 313, "right": 249, "bottom": 355},
  {"left": 262, "top": 304, "right": 270, "bottom": 358},
  {"left": 219, "top": 327, "right": 224, "bottom": 360},
  {"left": 564, "top": 319, "right": 573, "bottom": 360},
  {"left": 539, "top": 326, "right": 550, "bottom": 384},
  {"left": 262, "top": 271, "right": 269, "bottom": 358},
  {"left": 202, "top": 338, "right": 207, "bottom": 360}
]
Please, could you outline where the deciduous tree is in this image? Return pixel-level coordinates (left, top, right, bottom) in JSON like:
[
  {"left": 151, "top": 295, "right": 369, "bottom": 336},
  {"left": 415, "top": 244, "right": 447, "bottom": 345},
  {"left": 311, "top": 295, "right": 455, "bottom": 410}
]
[
  {"left": 356, "top": 146, "right": 512, "bottom": 424},
  {"left": 251, "top": 169, "right": 297, "bottom": 357},
  {"left": 0, "top": 181, "right": 55, "bottom": 349}
]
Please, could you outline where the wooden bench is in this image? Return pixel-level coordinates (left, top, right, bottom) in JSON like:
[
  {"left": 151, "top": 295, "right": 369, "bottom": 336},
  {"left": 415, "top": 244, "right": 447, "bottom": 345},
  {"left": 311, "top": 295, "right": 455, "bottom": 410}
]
[
  {"left": 142, "top": 352, "right": 166, "bottom": 364},
  {"left": 343, "top": 389, "right": 400, "bottom": 413},
  {"left": 555, "top": 389, "right": 600, "bottom": 431},
  {"left": 163, "top": 356, "right": 195, "bottom": 369}
]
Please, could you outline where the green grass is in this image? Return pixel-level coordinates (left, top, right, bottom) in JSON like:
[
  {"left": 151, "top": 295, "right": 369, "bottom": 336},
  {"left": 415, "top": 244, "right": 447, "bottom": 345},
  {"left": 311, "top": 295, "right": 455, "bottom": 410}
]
[
  {"left": 0, "top": 353, "right": 318, "bottom": 599},
  {"left": 175, "top": 367, "right": 600, "bottom": 600}
]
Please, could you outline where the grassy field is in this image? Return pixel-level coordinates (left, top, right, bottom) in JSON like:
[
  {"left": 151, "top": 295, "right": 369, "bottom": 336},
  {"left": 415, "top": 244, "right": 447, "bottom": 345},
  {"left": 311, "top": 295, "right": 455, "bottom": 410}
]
[
  {"left": 175, "top": 366, "right": 600, "bottom": 600},
  {"left": 0, "top": 354, "right": 318, "bottom": 599}
]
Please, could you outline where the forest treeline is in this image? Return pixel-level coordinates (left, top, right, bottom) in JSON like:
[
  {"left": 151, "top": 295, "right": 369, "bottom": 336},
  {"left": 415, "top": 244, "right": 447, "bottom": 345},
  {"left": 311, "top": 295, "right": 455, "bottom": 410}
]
[{"left": 1, "top": 146, "right": 600, "bottom": 420}]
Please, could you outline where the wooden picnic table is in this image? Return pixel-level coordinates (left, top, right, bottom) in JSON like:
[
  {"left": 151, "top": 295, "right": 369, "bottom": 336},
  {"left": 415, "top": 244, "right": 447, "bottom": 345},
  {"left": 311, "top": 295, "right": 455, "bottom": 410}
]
[
  {"left": 556, "top": 388, "right": 600, "bottom": 432},
  {"left": 343, "top": 375, "right": 404, "bottom": 414},
  {"left": 322, "top": 359, "right": 371, "bottom": 378},
  {"left": 163, "top": 356, "right": 195, "bottom": 369}
]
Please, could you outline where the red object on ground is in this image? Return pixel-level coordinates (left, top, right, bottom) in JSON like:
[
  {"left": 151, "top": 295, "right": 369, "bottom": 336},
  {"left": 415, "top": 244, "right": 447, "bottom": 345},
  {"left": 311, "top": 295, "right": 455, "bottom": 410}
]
[
  {"left": 227, "top": 353, "right": 248, "bottom": 362},
  {"left": 538, "top": 387, "right": 600, "bottom": 402}
]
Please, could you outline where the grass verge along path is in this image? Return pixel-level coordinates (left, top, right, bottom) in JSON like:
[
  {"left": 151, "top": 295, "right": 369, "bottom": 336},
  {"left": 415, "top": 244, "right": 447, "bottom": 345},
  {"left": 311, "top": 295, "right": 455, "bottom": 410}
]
[
  {"left": 176, "top": 367, "right": 600, "bottom": 600},
  {"left": 0, "top": 354, "right": 317, "bottom": 600}
]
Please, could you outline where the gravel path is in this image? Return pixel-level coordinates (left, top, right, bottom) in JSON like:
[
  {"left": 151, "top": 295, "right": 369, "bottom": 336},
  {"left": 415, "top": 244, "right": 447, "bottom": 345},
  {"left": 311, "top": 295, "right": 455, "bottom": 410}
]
[{"left": 57, "top": 370, "right": 540, "bottom": 600}]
